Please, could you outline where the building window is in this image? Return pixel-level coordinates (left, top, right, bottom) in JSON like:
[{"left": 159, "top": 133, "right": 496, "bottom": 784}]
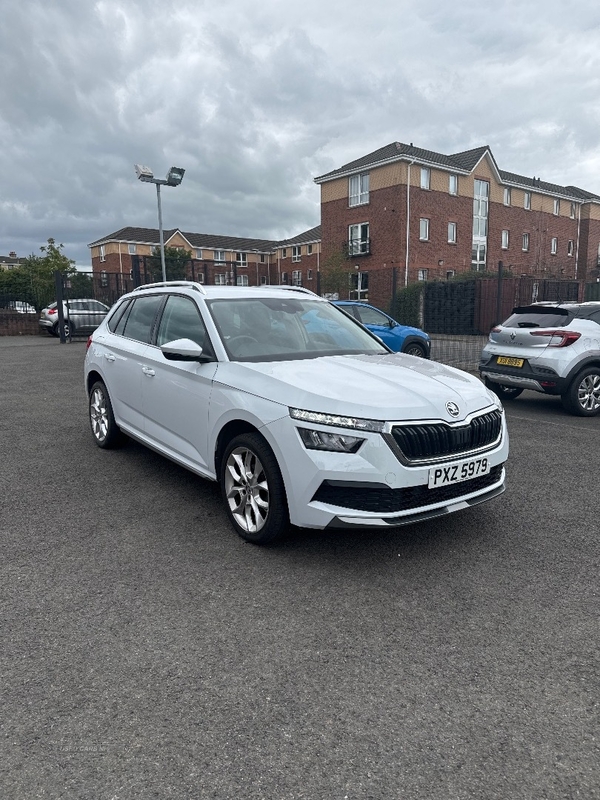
[
  {"left": 260, "top": 276, "right": 267, "bottom": 285},
  {"left": 197, "top": 272, "right": 205, "bottom": 283},
  {"left": 195, "top": 249, "right": 202, "bottom": 259},
  {"left": 215, "top": 274, "right": 227, "bottom": 285},
  {"left": 281, "top": 272, "right": 288, "bottom": 284},
  {"left": 567, "top": 240, "right": 574, "bottom": 257},
  {"left": 349, "top": 172, "right": 369, "bottom": 206},
  {"left": 292, "top": 270, "right": 302, "bottom": 286},
  {"left": 570, "top": 203, "right": 576, "bottom": 219},
  {"left": 307, "top": 269, "right": 313, "bottom": 280},
  {"left": 472, "top": 243, "right": 487, "bottom": 272},
  {"left": 292, "top": 246, "right": 301, "bottom": 262},
  {"left": 236, "top": 252, "right": 247, "bottom": 266},
  {"left": 214, "top": 250, "right": 225, "bottom": 264},
  {"left": 472, "top": 179, "right": 489, "bottom": 271},
  {"left": 449, "top": 174, "right": 458, "bottom": 195},
  {"left": 281, "top": 248, "right": 287, "bottom": 258},
  {"left": 522, "top": 233, "right": 530, "bottom": 252},
  {"left": 307, "top": 244, "right": 313, "bottom": 255},
  {"left": 236, "top": 275, "right": 249, "bottom": 286},
  {"left": 524, "top": 191, "right": 531, "bottom": 210},
  {"left": 446, "top": 270, "right": 455, "bottom": 280},
  {"left": 501, "top": 230, "right": 509, "bottom": 250},
  {"left": 503, "top": 187, "right": 511, "bottom": 206},
  {"left": 419, "top": 218, "right": 430, "bottom": 241},
  {"left": 99, "top": 245, "right": 106, "bottom": 262},
  {"left": 553, "top": 199, "right": 560, "bottom": 216},
  {"left": 100, "top": 270, "right": 108, "bottom": 288},
  {"left": 448, "top": 222, "right": 457, "bottom": 244},
  {"left": 260, "top": 254, "right": 265, "bottom": 263},
  {"left": 128, "top": 243, "right": 137, "bottom": 255},
  {"left": 417, "top": 269, "right": 428, "bottom": 281},
  {"left": 348, "top": 223, "right": 370, "bottom": 255},
  {"left": 420, "top": 168, "right": 430, "bottom": 190},
  {"left": 349, "top": 271, "right": 368, "bottom": 300},
  {"left": 551, "top": 237, "right": 558, "bottom": 255}
]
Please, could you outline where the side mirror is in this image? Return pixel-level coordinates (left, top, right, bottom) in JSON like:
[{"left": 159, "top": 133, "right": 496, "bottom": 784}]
[{"left": 160, "top": 338, "right": 211, "bottom": 362}]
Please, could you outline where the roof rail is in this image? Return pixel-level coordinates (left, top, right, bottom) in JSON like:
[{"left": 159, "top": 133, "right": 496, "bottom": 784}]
[
  {"left": 256, "top": 285, "right": 318, "bottom": 296},
  {"left": 133, "top": 281, "right": 207, "bottom": 295}
]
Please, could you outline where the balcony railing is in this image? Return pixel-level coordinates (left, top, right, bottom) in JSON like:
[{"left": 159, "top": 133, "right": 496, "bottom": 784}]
[{"left": 345, "top": 238, "right": 371, "bottom": 257}]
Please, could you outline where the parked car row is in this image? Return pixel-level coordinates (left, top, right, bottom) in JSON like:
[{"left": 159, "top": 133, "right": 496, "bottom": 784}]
[{"left": 39, "top": 299, "right": 111, "bottom": 337}]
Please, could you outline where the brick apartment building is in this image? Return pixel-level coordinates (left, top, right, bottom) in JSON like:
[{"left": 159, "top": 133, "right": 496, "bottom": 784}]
[
  {"left": 88, "top": 226, "right": 322, "bottom": 290},
  {"left": 89, "top": 140, "right": 600, "bottom": 309},
  {"left": 315, "top": 142, "right": 600, "bottom": 307}
]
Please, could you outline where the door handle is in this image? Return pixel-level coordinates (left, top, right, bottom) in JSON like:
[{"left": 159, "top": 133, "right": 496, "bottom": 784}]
[
  {"left": 142, "top": 366, "right": 155, "bottom": 377},
  {"left": 104, "top": 353, "right": 116, "bottom": 362}
]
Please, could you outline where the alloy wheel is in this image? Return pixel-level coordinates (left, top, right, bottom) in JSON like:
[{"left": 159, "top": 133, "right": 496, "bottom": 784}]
[
  {"left": 577, "top": 373, "right": 600, "bottom": 412},
  {"left": 90, "top": 386, "right": 109, "bottom": 443},
  {"left": 224, "top": 447, "right": 269, "bottom": 533}
]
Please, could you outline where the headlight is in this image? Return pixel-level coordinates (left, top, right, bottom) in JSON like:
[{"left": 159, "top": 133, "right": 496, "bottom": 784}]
[
  {"left": 297, "top": 427, "right": 365, "bottom": 453},
  {"left": 289, "top": 407, "right": 385, "bottom": 433}
]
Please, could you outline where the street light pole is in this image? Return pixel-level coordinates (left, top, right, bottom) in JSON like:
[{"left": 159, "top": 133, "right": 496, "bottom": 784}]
[{"left": 134, "top": 164, "right": 185, "bottom": 284}]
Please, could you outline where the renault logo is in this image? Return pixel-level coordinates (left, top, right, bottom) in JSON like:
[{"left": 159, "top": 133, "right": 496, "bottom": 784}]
[
  {"left": 446, "top": 401, "right": 460, "bottom": 418},
  {"left": 510, "top": 331, "right": 516, "bottom": 341}
]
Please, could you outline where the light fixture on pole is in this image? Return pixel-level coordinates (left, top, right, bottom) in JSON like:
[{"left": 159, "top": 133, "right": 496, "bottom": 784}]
[{"left": 134, "top": 164, "right": 185, "bottom": 282}]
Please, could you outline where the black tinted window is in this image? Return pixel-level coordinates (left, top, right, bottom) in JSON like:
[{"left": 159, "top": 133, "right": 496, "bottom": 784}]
[
  {"left": 122, "top": 295, "right": 163, "bottom": 343},
  {"left": 502, "top": 307, "right": 571, "bottom": 329},
  {"left": 108, "top": 299, "right": 132, "bottom": 333}
]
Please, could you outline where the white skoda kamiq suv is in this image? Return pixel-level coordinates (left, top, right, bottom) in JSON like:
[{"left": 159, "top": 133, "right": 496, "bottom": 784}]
[{"left": 85, "top": 282, "right": 508, "bottom": 544}]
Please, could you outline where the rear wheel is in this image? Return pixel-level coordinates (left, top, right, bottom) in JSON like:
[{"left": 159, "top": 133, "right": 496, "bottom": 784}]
[
  {"left": 484, "top": 377, "right": 523, "bottom": 401},
  {"left": 89, "top": 381, "right": 127, "bottom": 448},
  {"left": 562, "top": 368, "right": 600, "bottom": 416},
  {"left": 52, "top": 320, "right": 72, "bottom": 338},
  {"left": 220, "top": 433, "right": 288, "bottom": 544},
  {"left": 403, "top": 341, "right": 427, "bottom": 358}
]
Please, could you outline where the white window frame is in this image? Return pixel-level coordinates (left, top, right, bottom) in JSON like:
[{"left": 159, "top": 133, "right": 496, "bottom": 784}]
[
  {"left": 214, "top": 273, "right": 227, "bottom": 285},
  {"left": 291, "top": 246, "right": 301, "bottom": 262},
  {"left": 307, "top": 244, "right": 313, "bottom": 255},
  {"left": 99, "top": 245, "right": 106, "bottom": 262},
  {"left": 281, "top": 248, "right": 287, "bottom": 259},
  {"left": 524, "top": 191, "right": 531, "bottom": 210},
  {"left": 420, "top": 168, "right": 430, "bottom": 190},
  {"left": 214, "top": 250, "right": 225, "bottom": 264},
  {"left": 291, "top": 270, "right": 302, "bottom": 286},
  {"left": 236, "top": 252, "right": 247, "bottom": 267},
  {"left": 449, "top": 174, "right": 458, "bottom": 195},
  {"left": 448, "top": 222, "right": 457, "bottom": 244},
  {"left": 348, "top": 223, "right": 369, "bottom": 255},
  {"left": 551, "top": 237, "right": 558, "bottom": 255},
  {"left": 307, "top": 269, "right": 313, "bottom": 280},
  {"left": 446, "top": 270, "right": 455, "bottom": 280},
  {"left": 260, "top": 276, "right": 267, "bottom": 285},
  {"left": 417, "top": 269, "right": 428, "bottom": 281},
  {"left": 553, "top": 199, "right": 560, "bottom": 216},
  {"left": 522, "top": 233, "right": 530, "bottom": 252},
  {"left": 236, "top": 275, "right": 249, "bottom": 286},
  {"left": 128, "top": 243, "right": 137, "bottom": 255},
  {"left": 100, "top": 270, "right": 108, "bottom": 288},
  {"left": 501, "top": 230, "right": 509, "bottom": 250},
  {"left": 281, "top": 272, "right": 288, "bottom": 284},
  {"left": 567, "top": 240, "right": 574, "bottom": 257},
  {"left": 503, "top": 187, "right": 511, "bottom": 206},
  {"left": 195, "top": 249, "right": 202, "bottom": 259},
  {"left": 570, "top": 203, "right": 576, "bottom": 219},
  {"left": 419, "top": 218, "right": 430, "bottom": 241},
  {"left": 349, "top": 173, "right": 369, "bottom": 206},
  {"left": 197, "top": 272, "right": 205, "bottom": 284}
]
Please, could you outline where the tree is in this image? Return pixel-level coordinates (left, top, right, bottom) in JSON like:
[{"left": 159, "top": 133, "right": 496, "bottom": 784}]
[
  {"left": 147, "top": 246, "right": 192, "bottom": 281},
  {"left": 0, "top": 238, "right": 76, "bottom": 311},
  {"left": 319, "top": 250, "right": 350, "bottom": 299}
]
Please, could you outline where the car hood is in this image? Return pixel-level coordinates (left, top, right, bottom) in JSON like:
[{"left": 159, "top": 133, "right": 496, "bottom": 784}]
[{"left": 214, "top": 354, "right": 496, "bottom": 422}]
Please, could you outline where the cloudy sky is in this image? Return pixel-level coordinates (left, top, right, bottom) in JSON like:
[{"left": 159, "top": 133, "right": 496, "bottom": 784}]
[{"left": 2, "top": 0, "right": 600, "bottom": 265}]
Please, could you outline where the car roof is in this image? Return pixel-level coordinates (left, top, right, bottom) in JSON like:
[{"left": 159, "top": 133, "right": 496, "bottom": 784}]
[{"left": 128, "top": 282, "right": 327, "bottom": 302}]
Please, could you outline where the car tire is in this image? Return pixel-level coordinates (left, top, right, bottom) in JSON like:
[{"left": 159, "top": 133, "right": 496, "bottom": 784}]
[
  {"left": 484, "top": 377, "right": 523, "bottom": 401},
  {"left": 403, "top": 342, "right": 427, "bottom": 358},
  {"left": 52, "top": 320, "right": 72, "bottom": 338},
  {"left": 220, "top": 432, "right": 289, "bottom": 544},
  {"left": 89, "top": 381, "right": 128, "bottom": 448},
  {"left": 561, "top": 368, "right": 600, "bottom": 416}
]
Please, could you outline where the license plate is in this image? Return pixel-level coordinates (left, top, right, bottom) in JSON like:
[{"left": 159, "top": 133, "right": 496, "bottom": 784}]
[
  {"left": 428, "top": 457, "right": 490, "bottom": 489},
  {"left": 496, "top": 356, "right": 524, "bottom": 367}
]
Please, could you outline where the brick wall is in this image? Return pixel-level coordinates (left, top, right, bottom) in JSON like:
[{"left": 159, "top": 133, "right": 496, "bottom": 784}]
[{"left": 0, "top": 311, "right": 42, "bottom": 336}]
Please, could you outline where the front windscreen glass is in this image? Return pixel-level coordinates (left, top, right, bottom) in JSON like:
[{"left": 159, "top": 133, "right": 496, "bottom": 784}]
[
  {"left": 206, "top": 297, "right": 388, "bottom": 361},
  {"left": 502, "top": 306, "right": 571, "bottom": 329}
]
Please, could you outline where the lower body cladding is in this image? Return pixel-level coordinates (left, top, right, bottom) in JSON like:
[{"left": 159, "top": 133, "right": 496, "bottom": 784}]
[{"left": 263, "top": 415, "right": 509, "bottom": 530}]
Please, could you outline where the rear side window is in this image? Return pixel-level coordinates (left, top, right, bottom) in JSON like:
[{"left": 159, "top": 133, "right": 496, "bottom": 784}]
[
  {"left": 502, "top": 307, "right": 571, "bottom": 329},
  {"left": 122, "top": 295, "right": 164, "bottom": 343},
  {"left": 107, "top": 299, "right": 132, "bottom": 333}
]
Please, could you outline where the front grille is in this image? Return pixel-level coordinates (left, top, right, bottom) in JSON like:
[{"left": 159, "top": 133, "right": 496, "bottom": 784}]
[
  {"left": 390, "top": 409, "right": 502, "bottom": 462},
  {"left": 312, "top": 465, "right": 503, "bottom": 513}
]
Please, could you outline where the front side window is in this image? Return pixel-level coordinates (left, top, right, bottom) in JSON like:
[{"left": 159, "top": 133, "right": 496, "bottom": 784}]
[
  {"left": 551, "top": 237, "right": 558, "bottom": 255},
  {"left": 420, "top": 168, "right": 430, "bottom": 190},
  {"left": 448, "top": 222, "right": 457, "bottom": 244},
  {"left": 122, "top": 294, "right": 163, "bottom": 343},
  {"left": 419, "top": 218, "right": 429, "bottom": 241},
  {"left": 348, "top": 223, "right": 370, "bottom": 255},
  {"left": 292, "top": 246, "right": 301, "bottom": 262},
  {"left": 449, "top": 174, "right": 458, "bottom": 195},
  {"left": 156, "top": 295, "right": 211, "bottom": 350},
  {"left": 522, "top": 233, "right": 530, "bottom": 252},
  {"left": 355, "top": 306, "right": 389, "bottom": 326},
  {"left": 524, "top": 191, "right": 531, "bottom": 210},
  {"left": 503, "top": 187, "right": 511, "bottom": 206},
  {"left": 501, "top": 230, "right": 509, "bottom": 250},
  {"left": 349, "top": 173, "right": 369, "bottom": 206}
]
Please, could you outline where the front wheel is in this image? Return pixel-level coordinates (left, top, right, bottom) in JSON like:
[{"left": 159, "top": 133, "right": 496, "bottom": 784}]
[
  {"left": 53, "top": 320, "right": 72, "bottom": 338},
  {"left": 220, "top": 433, "right": 289, "bottom": 544},
  {"left": 403, "top": 341, "right": 427, "bottom": 358},
  {"left": 484, "top": 377, "right": 523, "bottom": 401},
  {"left": 89, "top": 381, "right": 127, "bottom": 448},
  {"left": 562, "top": 368, "right": 600, "bottom": 416}
]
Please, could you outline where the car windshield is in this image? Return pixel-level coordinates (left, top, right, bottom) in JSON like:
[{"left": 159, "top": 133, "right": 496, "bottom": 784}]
[
  {"left": 502, "top": 306, "right": 571, "bottom": 329},
  {"left": 206, "top": 297, "right": 388, "bottom": 361}
]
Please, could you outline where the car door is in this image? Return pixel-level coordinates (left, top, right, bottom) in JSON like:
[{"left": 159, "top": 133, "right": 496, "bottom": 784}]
[
  {"left": 140, "top": 294, "right": 218, "bottom": 473},
  {"left": 100, "top": 293, "right": 164, "bottom": 434},
  {"left": 354, "top": 305, "right": 397, "bottom": 349}
]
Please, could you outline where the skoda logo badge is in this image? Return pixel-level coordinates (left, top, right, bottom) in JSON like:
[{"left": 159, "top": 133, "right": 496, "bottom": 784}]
[{"left": 446, "top": 401, "right": 460, "bottom": 418}]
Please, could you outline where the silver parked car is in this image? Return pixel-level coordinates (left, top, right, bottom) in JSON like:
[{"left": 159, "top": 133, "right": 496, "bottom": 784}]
[{"left": 39, "top": 299, "right": 110, "bottom": 337}]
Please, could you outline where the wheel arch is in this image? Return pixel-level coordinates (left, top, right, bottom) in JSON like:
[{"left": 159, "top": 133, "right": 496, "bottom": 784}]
[
  {"left": 564, "top": 357, "right": 600, "bottom": 390},
  {"left": 86, "top": 370, "right": 104, "bottom": 395},
  {"left": 214, "top": 419, "right": 264, "bottom": 476}
]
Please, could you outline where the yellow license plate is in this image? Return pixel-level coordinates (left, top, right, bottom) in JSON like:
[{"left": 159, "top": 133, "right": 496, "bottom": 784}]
[{"left": 497, "top": 356, "right": 524, "bottom": 367}]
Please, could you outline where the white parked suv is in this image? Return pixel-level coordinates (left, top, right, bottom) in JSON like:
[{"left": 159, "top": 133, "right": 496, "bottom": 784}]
[
  {"left": 480, "top": 302, "right": 600, "bottom": 416},
  {"left": 84, "top": 282, "right": 508, "bottom": 544}
]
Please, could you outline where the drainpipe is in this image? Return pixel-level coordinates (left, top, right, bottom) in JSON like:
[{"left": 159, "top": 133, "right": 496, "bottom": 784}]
[
  {"left": 405, "top": 159, "right": 416, "bottom": 287},
  {"left": 575, "top": 202, "right": 581, "bottom": 282}
]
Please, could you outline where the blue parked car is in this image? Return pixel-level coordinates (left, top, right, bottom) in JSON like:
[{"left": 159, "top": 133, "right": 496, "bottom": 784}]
[{"left": 333, "top": 301, "right": 430, "bottom": 358}]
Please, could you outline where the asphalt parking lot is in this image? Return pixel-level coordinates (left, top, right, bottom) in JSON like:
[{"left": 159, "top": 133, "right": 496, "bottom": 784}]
[{"left": 1, "top": 337, "right": 599, "bottom": 800}]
